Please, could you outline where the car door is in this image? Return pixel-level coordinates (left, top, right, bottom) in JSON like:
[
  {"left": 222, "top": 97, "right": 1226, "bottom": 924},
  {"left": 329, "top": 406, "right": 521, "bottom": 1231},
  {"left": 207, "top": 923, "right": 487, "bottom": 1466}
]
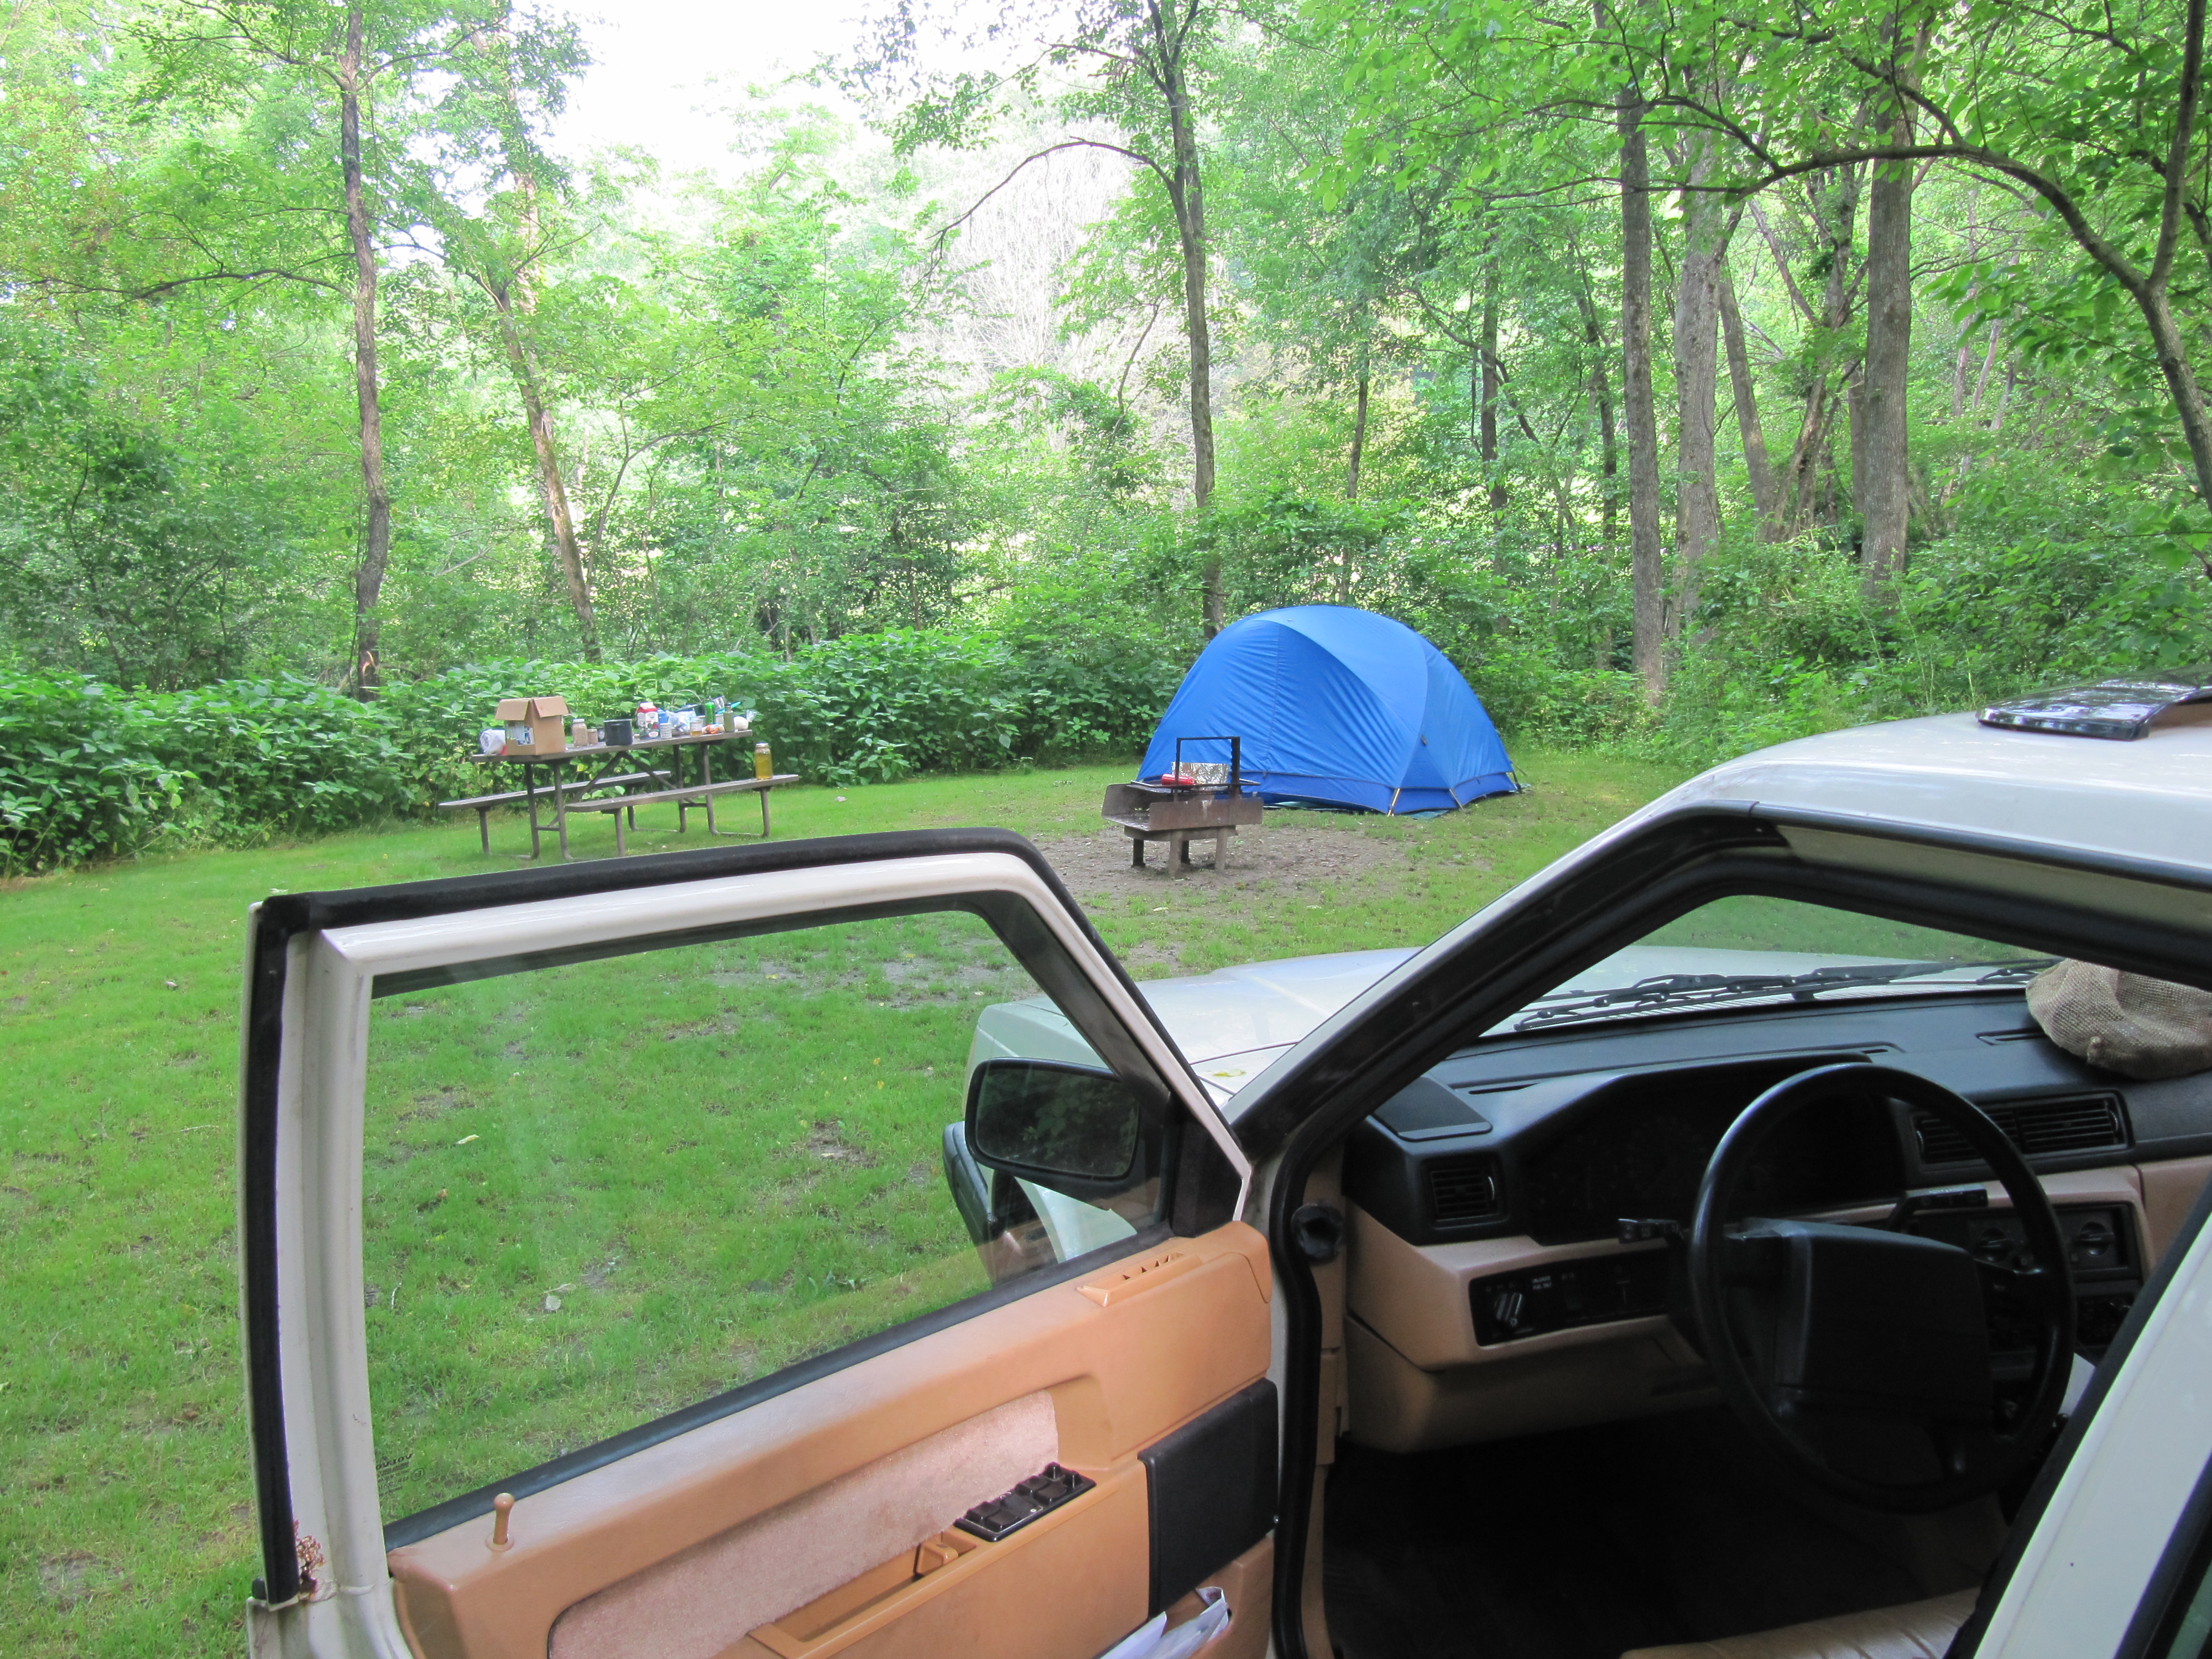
[
  {"left": 1960, "top": 1166, "right": 2212, "bottom": 1659},
  {"left": 238, "top": 831, "right": 1277, "bottom": 1659}
]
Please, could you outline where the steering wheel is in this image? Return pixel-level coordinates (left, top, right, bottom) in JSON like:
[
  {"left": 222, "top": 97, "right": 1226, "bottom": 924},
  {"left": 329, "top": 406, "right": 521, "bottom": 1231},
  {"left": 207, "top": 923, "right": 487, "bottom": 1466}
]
[{"left": 1687, "top": 1063, "right": 2075, "bottom": 1514}]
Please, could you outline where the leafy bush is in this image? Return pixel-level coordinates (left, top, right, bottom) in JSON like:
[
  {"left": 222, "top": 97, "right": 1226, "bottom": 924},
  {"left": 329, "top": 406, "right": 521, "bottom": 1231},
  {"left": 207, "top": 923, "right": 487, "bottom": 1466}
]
[
  {"left": 142, "top": 679, "right": 416, "bottom": 838},
  {"left": 0, "top": 627, "right": 1192, "bottom": 872},
  {"left": 0, "top": 674, "right": 186, "bottom": 871},
  {"left": 1646, "top": 524, "right": 2212, "bottom": 770}
]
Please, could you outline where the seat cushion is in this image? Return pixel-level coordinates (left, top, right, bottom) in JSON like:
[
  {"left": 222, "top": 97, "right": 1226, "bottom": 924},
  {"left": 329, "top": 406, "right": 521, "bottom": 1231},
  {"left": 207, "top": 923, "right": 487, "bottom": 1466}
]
[{"left": 1621, "top": 1588, "right": 1975, "bottom": 1659}]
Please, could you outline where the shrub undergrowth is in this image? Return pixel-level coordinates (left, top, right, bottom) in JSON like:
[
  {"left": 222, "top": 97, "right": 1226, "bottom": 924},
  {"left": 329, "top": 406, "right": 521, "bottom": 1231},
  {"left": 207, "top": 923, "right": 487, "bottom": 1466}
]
[{"left": 0, "top": 628, "right": 1185, "bottom": 872}]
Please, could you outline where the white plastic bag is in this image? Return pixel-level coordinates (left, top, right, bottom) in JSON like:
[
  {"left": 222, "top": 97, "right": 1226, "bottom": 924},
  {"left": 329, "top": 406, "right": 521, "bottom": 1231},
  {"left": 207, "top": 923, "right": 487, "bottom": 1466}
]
[{"left": 1093, "top": 1586, "right": 1230, "bottom": 1659}]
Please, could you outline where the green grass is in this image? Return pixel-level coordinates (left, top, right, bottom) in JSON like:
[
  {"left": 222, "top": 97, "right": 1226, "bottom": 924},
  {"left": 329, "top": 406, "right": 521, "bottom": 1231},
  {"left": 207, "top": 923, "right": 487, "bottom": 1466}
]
[
  {"left": 0, "top": 745, "right": 1688, "bottom": 1657},
  {"left": 362, "top": 911, "right": 1068, "bottom": 1522}
]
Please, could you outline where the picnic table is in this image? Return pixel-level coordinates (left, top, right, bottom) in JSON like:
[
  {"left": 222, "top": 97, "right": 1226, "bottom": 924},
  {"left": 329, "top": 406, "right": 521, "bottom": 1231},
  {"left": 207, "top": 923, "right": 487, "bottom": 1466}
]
[{"left": 451, "top": 731, "right": 796, "bottom": 861}]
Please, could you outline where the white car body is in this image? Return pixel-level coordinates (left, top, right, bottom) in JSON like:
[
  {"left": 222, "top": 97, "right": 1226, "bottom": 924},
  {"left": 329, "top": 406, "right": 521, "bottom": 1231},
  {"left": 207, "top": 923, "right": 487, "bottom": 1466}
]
[
  {"left": 977, "top": 709, "right": 2212, "bottom": 1658},
  {"left": 237, "top": 704, "right": 2212, "bottom": 1659}
]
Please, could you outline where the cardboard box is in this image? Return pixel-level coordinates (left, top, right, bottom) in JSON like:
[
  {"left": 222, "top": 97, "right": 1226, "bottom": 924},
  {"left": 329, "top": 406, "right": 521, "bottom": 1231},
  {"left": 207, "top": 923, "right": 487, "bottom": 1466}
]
[{"left": 495, "top": 695, "right": 569, "bottom": 757}]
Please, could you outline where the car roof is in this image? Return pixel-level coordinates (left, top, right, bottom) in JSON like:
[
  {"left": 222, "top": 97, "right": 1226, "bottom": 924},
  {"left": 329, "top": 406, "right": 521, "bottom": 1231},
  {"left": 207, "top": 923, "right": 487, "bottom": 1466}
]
[{"left": 1651, "top": 709, "right": 2212, "bottom": 872}]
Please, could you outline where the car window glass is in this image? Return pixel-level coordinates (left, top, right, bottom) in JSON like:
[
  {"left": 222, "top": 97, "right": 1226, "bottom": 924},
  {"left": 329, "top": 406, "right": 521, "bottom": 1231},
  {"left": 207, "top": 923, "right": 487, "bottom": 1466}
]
[
  {"left": 1496, "top": 895, "right": 2047, "bottom": 1036},
  {"left": 359, "top": 908, "right": 1168, "bottom": 1528}
]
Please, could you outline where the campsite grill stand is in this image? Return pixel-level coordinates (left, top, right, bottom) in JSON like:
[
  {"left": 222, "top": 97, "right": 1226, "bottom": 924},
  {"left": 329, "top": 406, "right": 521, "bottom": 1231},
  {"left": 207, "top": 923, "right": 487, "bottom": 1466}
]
[{"left": 1102, "top": 736, "right": 1264, "bottom": 877}]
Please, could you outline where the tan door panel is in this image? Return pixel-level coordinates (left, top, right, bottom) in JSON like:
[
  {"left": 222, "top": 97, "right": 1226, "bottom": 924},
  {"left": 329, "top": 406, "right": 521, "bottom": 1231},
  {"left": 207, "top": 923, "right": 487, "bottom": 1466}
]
[
  {"left": 388, "top": 1223, "right": 1272, "bottom": 1659},
  {"left": 730, "top": 1522, "right": 1283, "bottom": 1659},
  {"left": 548, "top": 1393, "right": 1061, "bottom": 1659},
  {"left": 729, "top": 1463, "right": 1148, "bottom": 1659}
]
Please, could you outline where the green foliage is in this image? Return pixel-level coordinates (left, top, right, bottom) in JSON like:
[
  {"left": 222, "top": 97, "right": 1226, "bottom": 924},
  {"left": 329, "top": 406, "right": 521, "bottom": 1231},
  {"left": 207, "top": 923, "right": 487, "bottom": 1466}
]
[
  {"left": 0, "top": 627, "right": 1190, "bottom": 870},
  {"left": 0, "top": 672, "right": 187, "bottom": 872},
  {"left": 1646, "top": 512, "right": 2212, "bottom": 770},
  {"left": 0, "top": 325, "right": 328, "bottom": 690}
]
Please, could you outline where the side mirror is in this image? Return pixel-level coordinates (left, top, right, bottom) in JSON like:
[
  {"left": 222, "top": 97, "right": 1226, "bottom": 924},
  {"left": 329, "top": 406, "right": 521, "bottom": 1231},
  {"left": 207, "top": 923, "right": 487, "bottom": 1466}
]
[{"left": 965, "top": 1058, "right": 1143, "bottom": 1193}]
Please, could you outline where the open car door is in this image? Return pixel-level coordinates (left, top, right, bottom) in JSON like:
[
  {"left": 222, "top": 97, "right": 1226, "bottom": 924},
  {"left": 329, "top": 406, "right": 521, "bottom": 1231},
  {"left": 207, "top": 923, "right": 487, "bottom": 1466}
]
[{"left": 239, "top": 832, "right": 1275, "bottom": 1659}]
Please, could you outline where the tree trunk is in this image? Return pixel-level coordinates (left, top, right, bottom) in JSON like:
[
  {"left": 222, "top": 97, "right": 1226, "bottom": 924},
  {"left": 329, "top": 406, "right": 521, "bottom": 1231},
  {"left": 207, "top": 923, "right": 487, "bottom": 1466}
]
[
  {"left": 486, "top": 14, "right": 598, "bottom": 659},
  {"left": 1787, "top": 380, "right": 1840, "bottom": 529},
  {"left": 340, "top": 4, "right": 392, "bottom": 696},
  {"left": 1347, "top": 364, "right": 1369, "bottom": 503},
  {"left": 1341, "top": 362, "right": 1368, "bottom": 603},
  {"left": 2140, "top": 285, "right": 2212, "bottom": 511},
  {"left": 1671, "top": 137, "right": 1725, "bottom": 635},
  {"left": 1481, "top": 260, "right": 1505, "bottom": 517},
  {"left": 1151, "top": 6, "right": 1220, "bottom": 634},
  {"left": 1858, "top": 33, "right": 1925, "bottom": 600},
  {"left": 1719, "top": 260, "right": 1781, "bottom": 538},
  {"left": 489, "top": 289, "right": 597, "bottom": 657},
  {"left": 1619, "top": 91, "right": 1666, "bottom": 703},
  {"left": 1575, "top": 270, "right": 1618, "bottom": 549},
  {"left": 1785, "top": 380, "right": 1832, "bottom": 528},
  {"left": 1945, "top": 321, "right": 2003, "bottom": 504}
]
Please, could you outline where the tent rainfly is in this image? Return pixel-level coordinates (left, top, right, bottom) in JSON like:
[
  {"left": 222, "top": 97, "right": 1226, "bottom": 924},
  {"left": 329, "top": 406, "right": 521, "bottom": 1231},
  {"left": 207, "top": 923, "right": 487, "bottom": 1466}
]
[{"left": 1139, "top": 606, "right": 1516, "bottom": 814}]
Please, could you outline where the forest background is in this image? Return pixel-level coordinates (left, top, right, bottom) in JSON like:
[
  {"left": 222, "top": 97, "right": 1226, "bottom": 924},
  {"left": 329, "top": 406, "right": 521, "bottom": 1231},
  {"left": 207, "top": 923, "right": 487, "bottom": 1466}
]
[{"left": 5, "top": 0, "right": 2212, "bottom": 874}]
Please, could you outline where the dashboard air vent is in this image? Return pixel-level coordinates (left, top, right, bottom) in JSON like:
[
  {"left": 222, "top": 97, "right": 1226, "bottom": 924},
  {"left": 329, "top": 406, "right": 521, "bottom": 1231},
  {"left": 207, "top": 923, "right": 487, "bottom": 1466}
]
[
  {"left": 1914, "top": 1095, "right": 2126, "bottom": 1165},
  {"left": 1427, "top": 1155, "right": 1503, "bottom": 1226}
]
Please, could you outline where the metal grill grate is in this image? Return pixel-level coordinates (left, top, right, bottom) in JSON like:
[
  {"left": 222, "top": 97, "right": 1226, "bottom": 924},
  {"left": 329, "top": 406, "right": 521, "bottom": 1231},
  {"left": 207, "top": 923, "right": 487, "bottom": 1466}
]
[{"left": 1914, "top": 1095, "right": 2126, "bottom": 1165}]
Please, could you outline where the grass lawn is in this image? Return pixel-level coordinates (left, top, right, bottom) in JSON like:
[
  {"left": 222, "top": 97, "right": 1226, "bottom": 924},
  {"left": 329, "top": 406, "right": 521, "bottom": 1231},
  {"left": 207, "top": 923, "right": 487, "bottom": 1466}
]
[{"left": 1, "top": 744, "right": 1688, "bottom": 1657}]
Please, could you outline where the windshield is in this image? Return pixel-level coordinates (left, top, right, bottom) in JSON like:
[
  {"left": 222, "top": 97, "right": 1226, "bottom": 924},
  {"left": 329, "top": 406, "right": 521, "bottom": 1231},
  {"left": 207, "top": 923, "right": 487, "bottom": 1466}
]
[{"left": 1495, "top": 896, "right": 2052, "bottom": 1035}]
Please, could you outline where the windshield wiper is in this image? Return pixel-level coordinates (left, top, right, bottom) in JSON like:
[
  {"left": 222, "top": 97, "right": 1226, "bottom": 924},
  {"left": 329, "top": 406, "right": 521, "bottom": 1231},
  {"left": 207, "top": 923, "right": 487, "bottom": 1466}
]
[{"left": 1512, "top": 957, "right": 2056, "bottom": 1032}]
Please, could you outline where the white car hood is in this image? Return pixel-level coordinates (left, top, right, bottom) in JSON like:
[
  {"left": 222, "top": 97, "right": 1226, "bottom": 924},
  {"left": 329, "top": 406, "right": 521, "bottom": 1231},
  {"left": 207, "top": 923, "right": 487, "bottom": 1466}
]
[
  {"left": 966, "top": 948, "right": 1416, "bottom": 1096},
  {"left": 968, "top": 942, "right": 1992, "bottom": 1099}
]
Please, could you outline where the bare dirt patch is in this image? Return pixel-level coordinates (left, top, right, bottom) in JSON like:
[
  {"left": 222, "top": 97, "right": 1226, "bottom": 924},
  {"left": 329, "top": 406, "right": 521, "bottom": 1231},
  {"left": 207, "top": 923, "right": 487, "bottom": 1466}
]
[
  {"left": 39, "top": 1552, "right": 112, "bottom": 1609},
  {"left": 1032, "top": 820, "right": 1411, "bottom": 906}
]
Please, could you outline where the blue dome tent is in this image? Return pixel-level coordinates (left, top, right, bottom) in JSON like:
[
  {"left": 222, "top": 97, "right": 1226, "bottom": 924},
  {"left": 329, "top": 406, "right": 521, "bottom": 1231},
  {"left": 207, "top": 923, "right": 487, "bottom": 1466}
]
[{"left": 1139, "top": 606, "right": 1516, "bottom": 814}]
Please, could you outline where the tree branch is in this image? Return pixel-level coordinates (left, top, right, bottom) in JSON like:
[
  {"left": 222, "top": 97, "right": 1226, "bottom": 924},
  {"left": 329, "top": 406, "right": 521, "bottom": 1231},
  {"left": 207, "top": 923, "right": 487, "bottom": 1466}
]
[
  {"left": 932, "top": 138, "right": 1170, "bottom": 247},
  {"left": 2154, "top": 0, "right": 2208, "bottom": 289}
]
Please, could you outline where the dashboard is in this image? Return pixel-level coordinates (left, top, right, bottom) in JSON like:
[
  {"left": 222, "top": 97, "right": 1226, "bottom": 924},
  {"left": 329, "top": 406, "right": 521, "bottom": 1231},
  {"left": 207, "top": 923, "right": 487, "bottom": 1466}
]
[{"left": 1335, "top": 989, "right": 2212, "bottom": 1453}]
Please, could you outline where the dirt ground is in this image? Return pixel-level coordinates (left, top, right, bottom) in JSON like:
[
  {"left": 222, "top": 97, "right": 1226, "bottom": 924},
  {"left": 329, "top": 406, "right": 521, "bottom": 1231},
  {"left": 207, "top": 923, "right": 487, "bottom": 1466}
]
[{"left": 1032, "top": 817, "right": 1411, "bottom": 905}]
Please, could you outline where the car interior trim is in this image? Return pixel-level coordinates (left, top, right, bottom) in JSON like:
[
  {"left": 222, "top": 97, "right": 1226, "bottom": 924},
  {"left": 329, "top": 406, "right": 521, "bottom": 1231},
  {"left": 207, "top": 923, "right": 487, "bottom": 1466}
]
[
  {"left": 385, "top": 1222, "right": 1275, "bottom": 1659},
  {"left": 1952, "top": 1161, "right": 2212, "bottom": 1656},
  {"left": 1255, "top": 804, "right": 2212, "bottom": 1659},
  {"left": 1754, "top": 804, "right": 2212, "bottom": 910},
  {"left": 1138, "top": 1379, "right": 1279, "bottom": 1615},
  {"left": 544, "top": 1390, "right": 1059, "bottom": 1659}
]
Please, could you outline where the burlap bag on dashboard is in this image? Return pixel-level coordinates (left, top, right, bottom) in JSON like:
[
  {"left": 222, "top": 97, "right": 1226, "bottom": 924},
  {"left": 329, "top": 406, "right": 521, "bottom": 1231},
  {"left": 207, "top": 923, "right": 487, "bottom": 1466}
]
[{"left": 2026, "top": 959, "right": 2212, "bottom": 1080}]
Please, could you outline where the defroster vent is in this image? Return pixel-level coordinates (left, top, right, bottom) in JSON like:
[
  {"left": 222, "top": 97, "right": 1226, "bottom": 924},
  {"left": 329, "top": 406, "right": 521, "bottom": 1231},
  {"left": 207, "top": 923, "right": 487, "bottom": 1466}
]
[
  {"left": 1913, "top": 1094, "right": 2126, "bottom": 1165},
  {"left": 1427, "top": 1155, "right": 1503, "bottom": 1227}
]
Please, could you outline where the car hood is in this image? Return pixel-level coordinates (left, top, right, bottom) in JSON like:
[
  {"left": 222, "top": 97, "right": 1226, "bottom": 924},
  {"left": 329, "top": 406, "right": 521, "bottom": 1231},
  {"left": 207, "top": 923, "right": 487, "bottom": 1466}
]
[
  {"left": 966, "top": 948, "right": 1418, "bottom": 1097},
  {"left": 1136, "top": 949, "right": 1421, "bottom": 1088},
  {"left": 968, "top": 942, "right": 1996, "bottom": 1101}
]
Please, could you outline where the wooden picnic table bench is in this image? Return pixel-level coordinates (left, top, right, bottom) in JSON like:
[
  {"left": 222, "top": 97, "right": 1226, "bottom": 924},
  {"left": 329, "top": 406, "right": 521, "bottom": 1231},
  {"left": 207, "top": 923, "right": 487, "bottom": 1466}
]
[
  {"left": 439, "top": 769, "right": 674, "bottom": 852},
  {"left": 572, "top": 773, "right": 801, "bottom": 855},
  {"left": 462, "top": 729, "right": 761, "bottom": 860}
]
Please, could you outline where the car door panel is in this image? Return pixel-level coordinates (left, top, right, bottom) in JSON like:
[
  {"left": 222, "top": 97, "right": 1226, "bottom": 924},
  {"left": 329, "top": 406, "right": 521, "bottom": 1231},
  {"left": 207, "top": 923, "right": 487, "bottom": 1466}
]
[
  {"left": 385, "top": 1224, "right": 1271, "bottom": 1659},
  {"left": 242, "top": 837, "right": 1268, "bottom": 1659}
]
